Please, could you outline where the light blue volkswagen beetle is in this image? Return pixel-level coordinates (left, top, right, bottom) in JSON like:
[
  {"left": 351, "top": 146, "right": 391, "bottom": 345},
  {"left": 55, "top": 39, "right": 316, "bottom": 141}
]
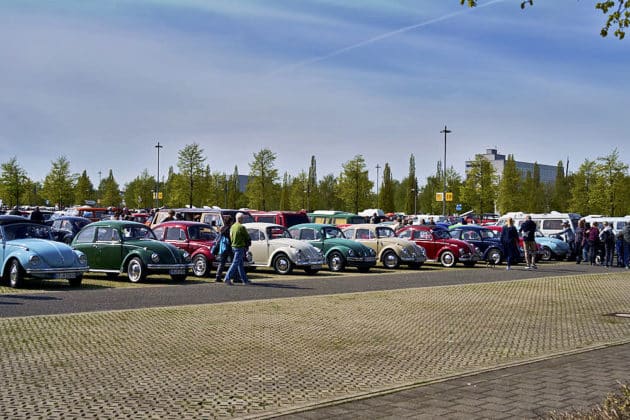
[{"left": 1, "top": 215, "right": 89, "bottom": 288}]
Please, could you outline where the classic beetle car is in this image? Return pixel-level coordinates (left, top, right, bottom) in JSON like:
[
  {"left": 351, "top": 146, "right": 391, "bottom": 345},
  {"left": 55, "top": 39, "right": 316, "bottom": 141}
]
[
  {"left": 534, "top": 230, "right": 571, "bottom": 261},
  {"left": 288, "top": 223, "right": 377, "bottom": 272},
  {"left": 72, "top": 220, "right": 192, "bottom": 282},
  {"left": 244, "top": 222, "right": 324, "bottom": 275},
  {"left": 0, "top": 215, "right": 88, "bottom": 288},
  {"left": 449, "top": 225, "right": 504, "bottom": 265},
  {"left": 341, "top": 223, "right": 426, "bottom": 269},
  {"left": 396, "top": 225, "right": 480, "bottom": 268},
  {"left": 152, "top": 221, "right": 218, "bottom": 277}
]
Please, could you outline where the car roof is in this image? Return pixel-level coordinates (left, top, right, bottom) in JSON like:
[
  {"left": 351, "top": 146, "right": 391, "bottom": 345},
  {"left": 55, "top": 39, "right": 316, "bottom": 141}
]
[
  {"left": 0, "top": 215, "right": 36, "bottom": 225},
  {"left": 87, "top": 220, "right": 148, "bottom": 227},
  {"left": 243, "top": 222, "right": 284, "bottom": 230},
  {"left": 154, "top": 221, "right": 212, "bottom": 227},
  {"left": 290, "top": 223, "right": 335, "bottom": 229}
]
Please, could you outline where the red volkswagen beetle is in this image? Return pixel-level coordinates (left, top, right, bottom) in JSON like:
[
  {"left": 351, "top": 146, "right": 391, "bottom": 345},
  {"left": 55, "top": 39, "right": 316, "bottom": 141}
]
[
  {"left": 152, "top": 221, "right": 218, "bottom": 277},
  {"left": 396, "top": 225, "right": 480, "bottom": 268}
]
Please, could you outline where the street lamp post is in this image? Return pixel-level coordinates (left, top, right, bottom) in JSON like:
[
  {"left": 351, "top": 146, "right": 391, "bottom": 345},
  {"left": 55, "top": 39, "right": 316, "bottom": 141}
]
[
  {"left": 155, "top": 141, "right": 163, "bottom": 209},
  {"left": 440, "top": 125, "right": 451, "bottom": 217},
  {"left": 376, "top": 164, "right": 381, "bottom": 209}
]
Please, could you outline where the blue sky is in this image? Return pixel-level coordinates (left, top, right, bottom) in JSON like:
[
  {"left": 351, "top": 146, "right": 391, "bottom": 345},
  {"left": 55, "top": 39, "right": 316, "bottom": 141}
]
[{"left": 1, "top": 0, "right": 628, "bottom": 191}]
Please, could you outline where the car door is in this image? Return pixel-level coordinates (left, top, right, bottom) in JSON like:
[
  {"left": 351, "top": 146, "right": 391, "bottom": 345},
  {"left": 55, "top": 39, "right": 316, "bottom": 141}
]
[
  {"left": 246, "top": 228, "right": 269, "bottom": 266},
  {"left": 94, "top": 226, "right": 123, "bottom": 270},
  {"left": 165, "top": 226, "right": 191, "bottom": 253},
  {"left": 414, "top": 230, "right": 437, "bottom": 260}
]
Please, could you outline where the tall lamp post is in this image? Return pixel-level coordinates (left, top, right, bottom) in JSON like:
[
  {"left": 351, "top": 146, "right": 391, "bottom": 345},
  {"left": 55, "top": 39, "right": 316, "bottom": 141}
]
[
  {"left": 155, "top": 141, "right": 163, "bottom": 209},
  {"left": 376, "top": 164, "right": 381, "bottom": 209},
  {"left": 440, "top": 125, "right": 451, "bottom": 217}
]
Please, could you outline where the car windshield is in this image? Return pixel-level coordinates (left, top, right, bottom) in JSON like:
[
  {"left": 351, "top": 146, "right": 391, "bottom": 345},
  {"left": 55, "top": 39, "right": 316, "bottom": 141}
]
[
  {"left": 122, "top": 225, "right": 156, "bottom": 240},
  {"left": 433, "top": 229, "right": 451, "bottom": 239},
  {"left": 4, "top": 223, "right": 53, "bottom": 240},
  {"left": 267, "top": 226, "right": 292, "bottom": 240},
  {"left": 323, "top": 226, "right": 345, "bottom": 239},
  {"left": 189, "top": 225, "right": 217, "bottom": 241}
]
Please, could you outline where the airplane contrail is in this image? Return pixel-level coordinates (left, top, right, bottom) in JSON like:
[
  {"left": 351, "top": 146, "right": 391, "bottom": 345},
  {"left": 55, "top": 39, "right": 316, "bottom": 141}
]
[{"left": 269, "top": 0, "right": 506, "bottom": 75}]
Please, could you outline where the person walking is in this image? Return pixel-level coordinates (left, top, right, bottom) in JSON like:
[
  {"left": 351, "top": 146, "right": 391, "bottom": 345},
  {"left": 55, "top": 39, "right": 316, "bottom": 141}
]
[
  {"left": 574, "top": 219, "right": 586, "bottom": 264},
  {"left": 588, "top": 222, "right": 601, "bottom": 265},
  {"left": 616, "top": 231, "right": 625, "bottom": 267},
  {"left": 224, "top": 212, "right": 251, "bottom": 285},
  {"left": 599, "top": 221, "right": 615, "bottom": 268},
  {"left": 519, "top": 215, "right": 538, "bottom": 270},
  {"left": 558, "top": 221, "right": 575, "bottom": 260},
  {"left": 623, "top": 223, "right": 630, "bottom": 269},
  {"left": 29, "top": 206, "right": 45, "bottom": 223},
  {"left": 214, "top": 216, "right": 234, "bottom": 283},
  {"left": 501, "top": 217, "right": 519, "bottom": 270}
]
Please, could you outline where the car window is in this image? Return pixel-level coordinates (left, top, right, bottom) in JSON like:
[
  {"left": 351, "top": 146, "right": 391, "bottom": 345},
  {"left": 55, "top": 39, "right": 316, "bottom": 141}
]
[
  {"left": 96, "top": 227, "right": 120, "bottom": 242},
  {"left": 433, "top": 229, "right": 451, "bottom": 239},
  {"left": 166, "top": 228, "right": 185, "bottom": 241},
  {"left": 74, "top": 226, "right": 96, "bottom": 243},
  {"left": 300, "top": 229, "right": 315, "bottom": 240},
  {"left": 397, "top": 230, "right": 411, "bottom": 239},
  {"left": 480, "top": 229, "right": 496, "bottom": 239},
  {"left": 152, "top": 227, "right": 164, "bottom": 240},
  {"left": 418, "top": 230, "right": 432, "bottom": 240},
  {"left": 324, "top": 226, "right": 344, "bottom": 239},
  {"left": 463, "top": 231, "right": 481, "bottom": 241},
  {"left": 542, "top": 219, "right": 564, "bottom": 230},
  {"left": 343, "top": 228, "right": 355, "bottom": 239},
  {"left": 267, "top": 226, "right": 291, "bottom": 239},
  {"left": 376, "top": 227, "right": 395, "bottom": 238},
  {"left": 356, "top": 228, "right": 375, "bottom": 240},
  {"left": 247, "top": 228, "right": 264, "bottom": 241},
  {"left": 192, "top": 226, "right": 216, "bottom": 241},
  {"left": 122, "top": 225, "right": 154, "bottom": 240}
]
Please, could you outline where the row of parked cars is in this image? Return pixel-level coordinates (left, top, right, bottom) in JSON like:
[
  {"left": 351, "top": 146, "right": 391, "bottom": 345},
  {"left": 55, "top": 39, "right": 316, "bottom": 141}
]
[{"left": 1, "top": 206, "right": 573, "bottom": 289}]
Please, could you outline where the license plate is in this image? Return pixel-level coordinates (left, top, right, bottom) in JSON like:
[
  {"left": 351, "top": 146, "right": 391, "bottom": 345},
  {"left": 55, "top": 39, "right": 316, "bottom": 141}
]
[
  {"left": 310, "top": 264, "right": 322, "bottom": 270},
  {"left": 169, "top": 268, "right": 186, "bottom": 275},
  {"left": 56, "top": 272, "right": 76, "bottom": 279},
  {"left": 365, "top": 257, "right": 376, "bottom": 262}
]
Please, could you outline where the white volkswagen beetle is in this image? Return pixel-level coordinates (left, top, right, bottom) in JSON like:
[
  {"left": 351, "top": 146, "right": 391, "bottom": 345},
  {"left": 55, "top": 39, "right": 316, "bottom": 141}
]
[{"left": 244, "top": 223, "right": 324, "bottom": 275}]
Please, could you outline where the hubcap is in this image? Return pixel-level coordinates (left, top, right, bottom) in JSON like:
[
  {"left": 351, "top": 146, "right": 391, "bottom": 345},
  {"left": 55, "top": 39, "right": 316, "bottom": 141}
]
[
  {"left": 276, "top": 258, "right": 289, "bottom": 273},
  {"left": 442, "top": 253, "right": 454, "bottom": 266},
  {"left": 330, "top": 255, "right": 342, "bottom": 270},
  {"left": 194, "top": 257, "right": 207, "bottom": 276},
  {"left": 129, "top": 261, "right": 141, "bottom": 282}
]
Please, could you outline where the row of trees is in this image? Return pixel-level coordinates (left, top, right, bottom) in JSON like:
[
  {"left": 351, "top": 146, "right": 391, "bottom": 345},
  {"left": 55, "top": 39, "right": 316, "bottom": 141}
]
[{"left": 1, "top": 145, "right": 629, "bottom": 217}]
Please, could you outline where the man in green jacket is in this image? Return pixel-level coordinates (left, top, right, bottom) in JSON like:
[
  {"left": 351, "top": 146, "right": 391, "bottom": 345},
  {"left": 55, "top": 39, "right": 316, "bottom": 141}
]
[{"left": 224, "top": 212, "right": 251, "bottom": 285}]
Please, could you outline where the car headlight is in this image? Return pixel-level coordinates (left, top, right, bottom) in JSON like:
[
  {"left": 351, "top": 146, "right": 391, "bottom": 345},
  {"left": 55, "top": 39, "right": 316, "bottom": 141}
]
[
  {"left": 347, "top": 249, "right": 356, "bottom": 257},
  {"left": 29, "top": 255, "right": 40, "bottom": 266},
  {"left": 78, "top": 253, "right": 88, "bottom": 265},
  {"left": 369, "top": 248, "right": 376, "bottom": 256},
  {"left": 182, "top": 251, "right": 191, "bottom": 262},
  {"left": 151, "top": 253, "right": 160, "bottom": 263}
]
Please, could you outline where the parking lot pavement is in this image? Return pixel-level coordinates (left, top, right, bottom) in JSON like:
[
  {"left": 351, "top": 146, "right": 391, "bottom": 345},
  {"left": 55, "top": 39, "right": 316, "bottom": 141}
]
[{"left": 1, "top": 269, "right": 630, "bottom": 418}]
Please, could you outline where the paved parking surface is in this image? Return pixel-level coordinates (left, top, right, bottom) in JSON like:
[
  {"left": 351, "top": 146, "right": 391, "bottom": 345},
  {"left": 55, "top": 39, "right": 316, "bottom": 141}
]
[{"left": 1, "top": 266, "right": 630, "bottom": 418}]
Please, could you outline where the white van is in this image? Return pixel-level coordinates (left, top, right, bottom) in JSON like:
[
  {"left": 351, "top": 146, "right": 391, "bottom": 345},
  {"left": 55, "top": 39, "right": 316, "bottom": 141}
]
[
  {"left": 497, "top": 211, "right": 581, "bottom": 236},
  {"left": 580, "top": 215, "right": 630, "bottom": 234}
]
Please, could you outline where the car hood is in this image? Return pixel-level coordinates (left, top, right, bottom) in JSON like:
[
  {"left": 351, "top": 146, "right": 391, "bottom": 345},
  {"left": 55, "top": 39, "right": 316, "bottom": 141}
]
[
  {"left": 380, "top": 237, "right": 418, "bottom": 249},
  {"left": 7, "top": 238, "right": 82, "bottom": 268},
  {"left": 536, "top": 237, "right": 570, "bottom": 250},
  {"left": 439, "top": 238, "right": 475, "bottom": 251},
  {"left": 124, "top": 239, "right": 186, "bottom": 262},
  {"left": 324, "top": 238, "right": 373, "bottom": 254},
  {"left": 270, "top": 238, "right": 317, "bottom": 251}
]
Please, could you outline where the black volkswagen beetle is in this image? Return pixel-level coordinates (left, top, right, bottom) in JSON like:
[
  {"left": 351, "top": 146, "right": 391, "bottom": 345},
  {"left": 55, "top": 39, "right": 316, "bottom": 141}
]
[{"left": 50, "top": 216, "right": 92, "bottom": 244}]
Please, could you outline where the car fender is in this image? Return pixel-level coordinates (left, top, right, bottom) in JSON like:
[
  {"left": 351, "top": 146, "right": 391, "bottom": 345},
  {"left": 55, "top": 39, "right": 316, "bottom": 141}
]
[
  {"left": 121, "top": 250, "right": 150, "bottom": 271},
  {"left": 267, "top": 247, "right": 297, "bottom": 267}
]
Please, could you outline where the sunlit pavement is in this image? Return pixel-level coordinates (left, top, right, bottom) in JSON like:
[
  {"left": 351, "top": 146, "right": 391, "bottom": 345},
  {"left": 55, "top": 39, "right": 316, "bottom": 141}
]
[{"left": 1, "top": 263, "right": 629, "bottom": 418}]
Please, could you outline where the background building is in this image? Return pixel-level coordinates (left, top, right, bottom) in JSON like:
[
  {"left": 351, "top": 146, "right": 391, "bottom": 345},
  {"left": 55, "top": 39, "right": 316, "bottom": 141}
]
[{"left": 466, "top": 149, "right": 558, "bottom": 184}]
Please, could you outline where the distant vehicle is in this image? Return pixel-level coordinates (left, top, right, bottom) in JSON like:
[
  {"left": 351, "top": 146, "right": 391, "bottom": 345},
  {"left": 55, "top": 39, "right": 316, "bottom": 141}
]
[
  {"left": 397, "top": 225, "right": 480, "bottom": 268},
  {"left": 288, "top": 223, "right": 377, "bottom": 272},
  {"left": 579, "top": 215, "right": 630, "bottom": 234},
  {"left": 0, "top": 215, "right": 88, "bottom": 288},
  {"left": 65, "top": 206, "right": 111, "bottom": 222},
  {"left": 496, "top": 212, "right": 581, "bottom": 237},
  {"left": 250, "top": 210, "right": 310, "bottom": 228},
  {"left": 449, "top": 225, "right": 505, "bottom": 265},
  {"left": 50, "top": 216, "right": 92, "bottom": 244},
  {"left": 308, "top": 211, "right": 365, "bottom": 226},
  {"left": 151, "top": 207, "right": 253, "bottom": 229}
]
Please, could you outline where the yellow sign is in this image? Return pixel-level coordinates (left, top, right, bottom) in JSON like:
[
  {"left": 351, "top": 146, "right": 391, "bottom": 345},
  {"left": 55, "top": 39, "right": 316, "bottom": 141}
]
[
  {"left": 153, "top": 192, "right": 163, "bottom": 199},
  {"left": 435, "top": 192, "right": 443, "bottom": 202},
  {"left": 446, "top": 192, "right": 453, "bottom": 202}
]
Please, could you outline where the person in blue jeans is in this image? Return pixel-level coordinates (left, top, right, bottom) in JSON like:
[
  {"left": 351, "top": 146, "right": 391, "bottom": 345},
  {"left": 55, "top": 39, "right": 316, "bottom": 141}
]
[{"left": 224, "top": 212, "right": 252, "bottom": 285}]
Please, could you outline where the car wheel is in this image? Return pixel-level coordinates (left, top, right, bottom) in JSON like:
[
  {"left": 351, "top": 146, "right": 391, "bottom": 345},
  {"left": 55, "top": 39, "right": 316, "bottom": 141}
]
[
  {"left": 8, "top": 259, "right": 24, "bottom": 288},
  {"left": 439, "top": 251, "right": 456, "bottom": 268},
  {"left": 487, "top": 248, "right": 502, "bottom": 265},
  {"left": 541, "top": 247, "right": 552, "bottom": 261},
  {"left": 304, "top": 267, "right": 319, "bottom": 275},
  {"left": 69, "top": 275, "right": 83, "bottom": 287},
  {"left": 327, "top": 251, "right": 346, "bottom": 272},
  {"left": 127, "top": 257, "right": 147, "bottom": 283},
  {"left": 192, "top": 254, "right": 210, "bottom": 277},
  {"left": 273, "top": 253, "right": 293, "bottom": 275},
  {"left": 382, "top": 250, "right": 400, "bottom": 269}
]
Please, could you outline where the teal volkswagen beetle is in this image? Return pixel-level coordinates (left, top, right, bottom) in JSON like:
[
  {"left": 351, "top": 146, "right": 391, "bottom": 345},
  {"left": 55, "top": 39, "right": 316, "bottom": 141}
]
[
  {"left": 72, "top": 220, "right": 191, "bottom": 282},
  {"left": 288, "top": 223, "right": 377, "bottom": 272},
  {"left": 1, "top": 215, "right": 88, "bottom": 288}
]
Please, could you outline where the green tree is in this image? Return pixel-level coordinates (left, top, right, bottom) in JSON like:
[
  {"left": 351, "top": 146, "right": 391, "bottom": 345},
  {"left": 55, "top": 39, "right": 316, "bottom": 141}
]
[
  {"left": 306, "top": 156, "right": 318, "bottom": 212},
  {"left": 317, "top": 174, "right": 341, "bottom": 210},
  {"left": 521, "top": 163, "right": 546, "bottom": 212},
  {"left": 41, "top": 156, "right": 75, "bottom": 210},
  {"left": 337, "top": 155, "right": 373, "bottom": 214},
  {"left": 246, "top": 148, "right": 279, "bottom": 211},
  {"left": 74, "top": 170, "right": 95, "bottom": 206},
  {"left": 227, "top": 166, "right": 245, "bottom": 209},
  {"left": 461, "top": 0, "right": 630, "bottom": 39},
  {"left": 550, "top": 160, "right": 571, "bottom": 212},
  {"left": 124, "top": 170, "right": 155, "bottom": 209},
  {"left": 496, "top": 155, "right": 522, "bottom": 214},
  {"left": 460, "top": 156, "right": 497, "bottom": 214},
  {"left": 590, "top": 149, "right": 629, "bottom": 215},
  {"left": 0, "top": 157, "right": 29, "bottom": 208},
  {"left": 404, "top": 154, "right": 418, "bottom": 215},
  {"left": 569, "top": 159, "right": 598, "bottom": 215},
  {"left": 99, "top": 169, "right": 121, "bottom": 207},
  {"left": 177, "top": 143, "right": 206, "bottom": 208},
  {"left": 379, "top": 163, "right": 396, "bottom": 213},
  {"left": 289, "top": 171, "right": 309, "bottom": 210}
]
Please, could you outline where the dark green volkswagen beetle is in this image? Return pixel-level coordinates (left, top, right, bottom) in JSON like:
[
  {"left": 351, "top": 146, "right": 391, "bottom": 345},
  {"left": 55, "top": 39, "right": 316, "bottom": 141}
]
[
  {"left": 288, "top": 223, "right": 377, "bottom": 272},
  {"left": 72, "top": 220, "right": 191, "bottom": 282}
]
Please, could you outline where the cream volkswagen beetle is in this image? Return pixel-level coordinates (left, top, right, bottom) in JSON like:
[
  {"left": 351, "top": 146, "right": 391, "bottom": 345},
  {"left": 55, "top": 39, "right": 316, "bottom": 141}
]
[
  {"left": 342, "top": 223, "right": 427, "bottom": 269},
  {"left": 244, "top": 223, "right": 324, "bottom": 275}
]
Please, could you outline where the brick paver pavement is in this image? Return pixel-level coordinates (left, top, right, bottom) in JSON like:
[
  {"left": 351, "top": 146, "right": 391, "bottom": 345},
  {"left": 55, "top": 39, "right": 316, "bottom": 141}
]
[{"left": 1, "top": 271, "right": 630, "bottom": 418}]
